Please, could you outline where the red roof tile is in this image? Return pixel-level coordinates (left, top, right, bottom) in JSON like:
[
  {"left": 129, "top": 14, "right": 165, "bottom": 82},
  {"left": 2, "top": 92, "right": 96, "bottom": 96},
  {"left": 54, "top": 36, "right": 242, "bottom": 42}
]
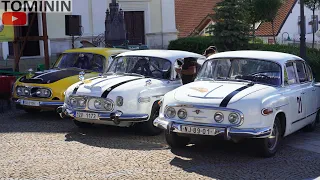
[
  {"left": 175, "top": 0, "right": 221, "bottom": 37},
  {"left": 255, "top": 0, "right": 297, "bottom": 36}
]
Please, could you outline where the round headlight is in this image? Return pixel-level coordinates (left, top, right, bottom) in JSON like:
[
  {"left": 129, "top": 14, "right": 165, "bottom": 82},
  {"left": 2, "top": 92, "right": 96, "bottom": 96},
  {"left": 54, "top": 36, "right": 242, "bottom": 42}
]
[
  {"left": 214, "top": 112, "right": 224, "bottom": 123},
  {"left": 16, "top": 87, "right": 23, "bottom": 95},
  {"left": 36, "top": 90, "right": 41, "bottom": 96},
  {"left": 24, "top": 88, "right": 30, "bottom": 95},
  {"left": 228, "top": 113, "right": 240, "bottom": 124},
  {"left": 94, "top": 99, "right": 102, "bottom": 109},
  {"left": 116, "top": 96, "right": 123, "bottom": 106},
  {"left": 165, "top": 107, "right": 176, "bottom": 118},
  {"left": 43, "top": 89, "right": 51, "bottom": 97},
  {"left": 70, "top": 98, "right": 77, "bottom": 107},
  {"left": 78, "top": 98, "right": 86, "bottom": 107},
  {"left": 177, "top": 109, "right": 187, "bottom": 119},
  {"left": 104, "top": 99, "right": 114, "bottom": 111}
]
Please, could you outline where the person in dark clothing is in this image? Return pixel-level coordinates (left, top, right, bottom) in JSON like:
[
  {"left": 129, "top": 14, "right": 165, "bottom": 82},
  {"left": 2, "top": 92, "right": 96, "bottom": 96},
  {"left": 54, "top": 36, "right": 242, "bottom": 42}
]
[
  {"left": 203, "top": 46, "right": 217, "bottom": 57},
  {"left": 175, "top": 57, "right": 199, "bottom": 85}
]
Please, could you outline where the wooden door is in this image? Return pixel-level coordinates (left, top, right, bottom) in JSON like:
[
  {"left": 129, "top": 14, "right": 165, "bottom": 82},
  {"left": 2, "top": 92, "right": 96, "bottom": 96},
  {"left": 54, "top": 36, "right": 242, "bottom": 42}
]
[{"left": 124, "top": 11, "right": 145, "bottom": 45}]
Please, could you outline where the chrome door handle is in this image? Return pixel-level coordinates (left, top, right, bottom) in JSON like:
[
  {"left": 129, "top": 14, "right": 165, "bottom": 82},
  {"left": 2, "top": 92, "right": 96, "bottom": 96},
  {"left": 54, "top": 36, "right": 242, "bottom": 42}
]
[{"left": 301, "top": 92, "right": 305, "bottom": 95}]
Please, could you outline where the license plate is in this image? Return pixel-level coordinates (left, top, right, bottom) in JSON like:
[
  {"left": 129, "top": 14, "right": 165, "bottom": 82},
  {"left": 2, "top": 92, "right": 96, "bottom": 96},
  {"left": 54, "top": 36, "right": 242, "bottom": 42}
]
[
  {"left": 75, "top": 111, "right": 99, "bottom": 120},
  {"left": 20, "top": 100, "right": 40, "bottom": 106},
  {"left": 181, "top": 125, "right": 217, "bottom": 136}
]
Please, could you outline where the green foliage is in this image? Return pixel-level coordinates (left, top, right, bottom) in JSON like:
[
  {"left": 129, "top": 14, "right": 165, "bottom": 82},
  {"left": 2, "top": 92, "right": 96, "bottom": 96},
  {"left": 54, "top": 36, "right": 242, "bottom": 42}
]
[
  {"left": 209, "top": 0, "right": 250, "bottom": 51},
  {"left": 305, "top": 0, "right": 320, "bottom": 11},
  {"left": 168, "top": 36, "right": 320, "bottom": 80}
]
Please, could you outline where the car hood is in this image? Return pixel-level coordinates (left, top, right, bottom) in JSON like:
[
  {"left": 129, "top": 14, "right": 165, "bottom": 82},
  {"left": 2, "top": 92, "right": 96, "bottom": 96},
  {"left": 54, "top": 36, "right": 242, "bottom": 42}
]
[
  {"left": 173, "top": 81, "right": 275, "bottom": 107},
  {"left": 19, "top": 68, "right": 90, "bottom": 84},
  {"left": 72, "top": 75, "right": 146, "bottom": 97}
]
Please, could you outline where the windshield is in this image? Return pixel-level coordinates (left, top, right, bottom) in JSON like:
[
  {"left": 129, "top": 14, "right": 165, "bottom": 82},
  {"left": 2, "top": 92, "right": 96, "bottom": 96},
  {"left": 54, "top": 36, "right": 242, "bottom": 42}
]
[
  {"left": 197, "top": 58, "right": 282, "bottom": 86},
  {"left": 54, "top": 53, "right": 105, "bottom": 72},
  {"left": 107, "top": 56, "right": 172, "bottom": 79}
]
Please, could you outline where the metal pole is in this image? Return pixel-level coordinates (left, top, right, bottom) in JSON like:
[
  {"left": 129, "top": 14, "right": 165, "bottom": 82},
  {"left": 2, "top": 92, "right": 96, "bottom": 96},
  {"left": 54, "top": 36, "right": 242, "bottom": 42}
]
[
  {"left": 300, "top": 0, "right": 307, "bottom": 60},
  {"left": 42, "top": 13, "right": 50, "bottom": 70}
]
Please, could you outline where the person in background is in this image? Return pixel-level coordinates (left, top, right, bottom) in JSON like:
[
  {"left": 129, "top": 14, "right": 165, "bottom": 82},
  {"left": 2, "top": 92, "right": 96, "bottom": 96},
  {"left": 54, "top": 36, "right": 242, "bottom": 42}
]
[
  {"left": 175, "top": 57, "right": 199, "bottom": 85},
  {"left": 203, "top": 46, "right": 217, "bottom": 58}
]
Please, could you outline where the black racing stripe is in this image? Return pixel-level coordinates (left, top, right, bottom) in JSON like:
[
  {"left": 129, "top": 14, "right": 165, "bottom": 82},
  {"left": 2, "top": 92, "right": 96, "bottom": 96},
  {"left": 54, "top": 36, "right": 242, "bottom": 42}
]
[
  {"left": 101, "top": 78, "right": 142, "bottom": 98},
  {"left": 72, "top": 76, "right": 102, "bottom": 95},
  {"left": 219, "top": 83, "right": 254, "bottom": 107},
  {"left": 292, "top": 111, "right": 318, "bottom": 124}
]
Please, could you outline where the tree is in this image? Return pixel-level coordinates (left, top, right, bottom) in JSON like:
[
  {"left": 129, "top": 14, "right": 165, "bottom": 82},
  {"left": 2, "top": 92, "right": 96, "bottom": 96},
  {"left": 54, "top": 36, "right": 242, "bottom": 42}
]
[
  {"left": 209, "top": 0, "right": 250, "bottom": 51},
  {"left": 254, "top": 0, "right": 283, "bottom": 44},
  {"left": 305, "top": 0, "right": 320, "bottom": 48}
]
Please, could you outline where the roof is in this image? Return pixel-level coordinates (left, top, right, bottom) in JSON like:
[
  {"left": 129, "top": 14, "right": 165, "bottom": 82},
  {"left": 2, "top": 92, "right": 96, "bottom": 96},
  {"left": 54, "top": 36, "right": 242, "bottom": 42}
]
[
  {"left": 175, "top": 0, "right": 220, "bottom": 37},
  {"left": 190, "top": 14, "right": 215, "bottom": 36},
  {"left": 64, "top": 47, "right": 130, "bottom": 56},
  {"left": 116, "top": 50, "right": 205, "bottom": 62},
  {"left": 255, "top": 0, "right": 297, "bottom": 36},
  {"left": 207, "top": 50, "right": 303, "bottom": 64}
]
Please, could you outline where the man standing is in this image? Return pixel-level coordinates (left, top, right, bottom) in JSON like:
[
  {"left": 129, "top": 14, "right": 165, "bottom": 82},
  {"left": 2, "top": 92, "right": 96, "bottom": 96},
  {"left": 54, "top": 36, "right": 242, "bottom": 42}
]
[{"left": 175, "top": 57, "right": 199, "bottom": 85}]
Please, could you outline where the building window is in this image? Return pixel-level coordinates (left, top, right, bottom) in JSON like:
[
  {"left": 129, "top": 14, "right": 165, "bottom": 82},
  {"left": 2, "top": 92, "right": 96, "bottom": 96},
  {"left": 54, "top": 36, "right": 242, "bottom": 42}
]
[{"left": 309, "top": 15, "right": 319, "bottom": 33}]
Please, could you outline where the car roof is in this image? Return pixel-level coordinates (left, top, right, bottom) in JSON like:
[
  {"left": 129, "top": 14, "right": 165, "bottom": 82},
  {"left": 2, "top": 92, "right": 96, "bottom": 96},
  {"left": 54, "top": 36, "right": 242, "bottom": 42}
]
[
  {"left": 63, "top": 47, "right": 130, "bottom": 56},
  {"left": 116, "top": 50, "right": 205, "bottom": 62},
  {"left": 207, "top": 50, "right": 304, "bottom": 64}
]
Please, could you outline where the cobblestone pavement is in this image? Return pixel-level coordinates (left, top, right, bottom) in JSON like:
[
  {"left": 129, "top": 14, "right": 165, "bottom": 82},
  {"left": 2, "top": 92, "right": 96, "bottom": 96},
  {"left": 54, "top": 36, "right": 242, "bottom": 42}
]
[{"left": 1, "top": 109, "right": 320, "bottom": 180}]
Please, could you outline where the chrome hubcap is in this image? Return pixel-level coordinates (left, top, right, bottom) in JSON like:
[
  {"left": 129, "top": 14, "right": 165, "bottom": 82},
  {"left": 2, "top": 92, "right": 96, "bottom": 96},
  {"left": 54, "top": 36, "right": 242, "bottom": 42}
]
[{"left": 267, "top": 123, "right": 278, "bottom": 151}]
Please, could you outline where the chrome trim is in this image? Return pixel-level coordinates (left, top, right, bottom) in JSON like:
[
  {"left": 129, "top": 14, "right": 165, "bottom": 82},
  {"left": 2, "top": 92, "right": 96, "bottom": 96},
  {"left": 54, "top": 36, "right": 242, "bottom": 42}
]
[
  {"left": 166, "top": 103, "right": 244, "bottom": 127},
  {"left": 16, "top": 86, "right": 53, "bottom": 99},
  {"left": 15, "top": 99, "right": 63, "bottom": 107},
  {"left": 154, "top": 117, "right": 272, "bottom": 139},
  {"left": 67, "top": 95, "right": 115, "bottom": 112}
]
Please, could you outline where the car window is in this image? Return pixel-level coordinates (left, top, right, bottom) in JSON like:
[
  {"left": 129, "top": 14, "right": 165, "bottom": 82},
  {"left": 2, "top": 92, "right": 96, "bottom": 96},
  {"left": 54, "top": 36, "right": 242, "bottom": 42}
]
[
  {"left": 305, "top": 64, "right": 313, "bottom": 82},
  {"left": 284, "top": 62, "right": 298, "bottom": 85},
  {"left": 295, "top": 61, "right": 308, "bottom": 83}
]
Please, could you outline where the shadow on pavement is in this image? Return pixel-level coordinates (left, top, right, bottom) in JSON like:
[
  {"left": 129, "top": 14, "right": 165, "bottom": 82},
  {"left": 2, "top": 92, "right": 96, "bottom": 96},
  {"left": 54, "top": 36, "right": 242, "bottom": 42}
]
[
  {"left": 169, "top": 137, "right": 320, "bottom": 179},
  {"left": 64, "top": 125, "right": 169, "bottom": 151}
]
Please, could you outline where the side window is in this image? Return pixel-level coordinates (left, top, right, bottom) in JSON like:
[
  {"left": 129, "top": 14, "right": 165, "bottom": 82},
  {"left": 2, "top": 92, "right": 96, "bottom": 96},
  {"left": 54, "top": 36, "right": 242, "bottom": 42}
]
[
  {"left": 91, "top": 54, "right": 105, "bottom": 73},
  {"left": 295, "top": 61, "right": 308, "bottom": 83},
  {"left": 285, "top": 62, "right": 298, "bottom": 85},
  {"left": 305, "top": 64, "right": 314, "bottom": 82}
]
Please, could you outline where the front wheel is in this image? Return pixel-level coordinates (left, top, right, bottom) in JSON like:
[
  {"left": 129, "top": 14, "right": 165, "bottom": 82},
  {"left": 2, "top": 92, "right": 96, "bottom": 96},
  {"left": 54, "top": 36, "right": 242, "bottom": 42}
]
[
  {"left": 73, "top": 120, "right": 93, "bottom": 128},
  {"left": 139, "top": 103, "right": 163, "bottom": 136},
  {"left": 165, "top": 131, "right": 190, "bottom": 148},
  {"left": 255, "top": 118, "right": 282, "bottom": 158}
]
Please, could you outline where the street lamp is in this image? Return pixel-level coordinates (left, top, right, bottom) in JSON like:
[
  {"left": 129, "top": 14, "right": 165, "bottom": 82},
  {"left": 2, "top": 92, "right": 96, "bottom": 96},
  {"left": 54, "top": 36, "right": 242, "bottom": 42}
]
[{"left": 300, "top": 0, "right": 307, "bottom": 60}]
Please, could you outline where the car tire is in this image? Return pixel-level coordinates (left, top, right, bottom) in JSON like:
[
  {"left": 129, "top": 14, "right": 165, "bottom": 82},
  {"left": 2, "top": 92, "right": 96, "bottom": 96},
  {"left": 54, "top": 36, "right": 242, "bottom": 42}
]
[
  {"left": 303, "top": 110, "right": 319, "bottom": 132},
  {"left": 73, "top": 120, "right": 93, "bottom": 128},
  {"left": 165, "top": 131, "right": 190, "bottom": 148},
  {"left": 256, "top": 117, "right": 282, "bottom": 158},
  {"left": 140, "top": 102, "right": 163, "bottom": 136},
  {"left": 24, "top": 108, "right": 41, "bottom": 113}
]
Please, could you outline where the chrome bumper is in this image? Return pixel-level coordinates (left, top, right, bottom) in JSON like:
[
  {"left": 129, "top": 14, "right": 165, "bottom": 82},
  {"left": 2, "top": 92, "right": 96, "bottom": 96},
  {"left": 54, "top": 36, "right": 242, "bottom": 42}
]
[
  {"left": 57, "top": 106, "right": 149, "bottom": 124},
  {"left": 153, "top": 117, "right": 272, "bottom": 140},
  {"left": 14, "top": 99, "right": 63, "bottom": 109}
]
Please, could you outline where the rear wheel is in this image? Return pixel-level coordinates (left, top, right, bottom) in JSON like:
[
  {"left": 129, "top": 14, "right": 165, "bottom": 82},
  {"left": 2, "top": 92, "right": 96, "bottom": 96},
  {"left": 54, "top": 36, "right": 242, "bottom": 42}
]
[
  {"left": 303, "top": 110, "right": 319, "bottom": 132},
  {"left": 24, "top": 108, "right": 41, "bottom": 113},
  {"left": 73, "top": 120, "right": 93, "bottom": 128},
  {"left": 256, "top": 117, "right": 282, "bottom": 158},
  {"left": 165, "top": 131, "right": 190, "bottom": 148}
]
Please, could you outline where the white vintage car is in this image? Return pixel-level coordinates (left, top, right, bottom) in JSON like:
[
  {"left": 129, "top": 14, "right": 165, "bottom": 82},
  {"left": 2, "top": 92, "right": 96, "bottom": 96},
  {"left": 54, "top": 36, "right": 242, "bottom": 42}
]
[
  {"left": 57, "top": 50, "right": 205, "bottom": 135},
  {"left": 154, "top": 50, "right": 320, "bottom": 157}
]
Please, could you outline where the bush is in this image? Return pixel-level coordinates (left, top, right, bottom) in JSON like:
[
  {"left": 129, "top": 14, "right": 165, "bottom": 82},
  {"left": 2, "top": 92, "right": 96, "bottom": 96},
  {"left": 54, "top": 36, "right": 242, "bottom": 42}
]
[{"left": 168, "top": 36, "right": 320, "bottom": 80}]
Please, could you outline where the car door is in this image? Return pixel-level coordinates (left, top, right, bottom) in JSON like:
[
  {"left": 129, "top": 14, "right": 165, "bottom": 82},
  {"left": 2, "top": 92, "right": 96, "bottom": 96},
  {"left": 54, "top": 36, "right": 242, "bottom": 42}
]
[
  {"left": 283, "top": 61, "right": 306, "bottom": 133},
  {"left": 303, "top": 63, "right": 318, "bottom": 122}
]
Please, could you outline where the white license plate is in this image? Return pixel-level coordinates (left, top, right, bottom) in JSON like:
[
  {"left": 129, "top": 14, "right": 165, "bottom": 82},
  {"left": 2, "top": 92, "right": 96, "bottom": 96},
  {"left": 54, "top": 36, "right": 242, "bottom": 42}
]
[
  {"left": 181, "top": 125, "right": 217, "bottom": 136},
  {"left": 75, "top": 111, "right": 99, "bottom": 120},
  {"left": 20, "top": 100, "right": 40, "bottom": 106}
]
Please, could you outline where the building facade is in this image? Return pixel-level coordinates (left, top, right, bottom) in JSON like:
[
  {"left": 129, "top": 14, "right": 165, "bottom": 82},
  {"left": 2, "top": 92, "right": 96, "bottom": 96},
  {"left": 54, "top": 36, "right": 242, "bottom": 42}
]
[{"left": 0, "top": 0, "right": 178, "bottom": 61}]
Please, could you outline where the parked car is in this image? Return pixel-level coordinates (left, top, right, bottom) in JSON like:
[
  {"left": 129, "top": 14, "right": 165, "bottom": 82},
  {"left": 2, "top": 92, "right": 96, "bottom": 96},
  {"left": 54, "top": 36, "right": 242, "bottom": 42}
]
[
  {"left": 12, "top": 48, "right": 129, "bottom": 113},
  {"left": 57, "top": 50, "right": 205, "bottom": 135},
  {"left": 153, "top": 50, "right": 320, "bottom": 157}
]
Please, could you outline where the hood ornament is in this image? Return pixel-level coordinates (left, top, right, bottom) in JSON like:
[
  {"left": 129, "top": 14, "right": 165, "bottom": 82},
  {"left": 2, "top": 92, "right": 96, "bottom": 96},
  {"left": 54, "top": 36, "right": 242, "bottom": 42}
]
[
  {"left": 79, "top": 71, "right": 85, "bottom": 82},
  {"left": 146, "top": 79, "right": 152, "bottom": 86}
]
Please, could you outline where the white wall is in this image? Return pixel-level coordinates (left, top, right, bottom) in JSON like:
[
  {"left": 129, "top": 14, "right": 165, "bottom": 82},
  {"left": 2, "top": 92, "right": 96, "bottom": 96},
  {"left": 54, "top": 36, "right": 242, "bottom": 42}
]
[{"left": 278, "top": 1, "right": 320, "bottom": 44}]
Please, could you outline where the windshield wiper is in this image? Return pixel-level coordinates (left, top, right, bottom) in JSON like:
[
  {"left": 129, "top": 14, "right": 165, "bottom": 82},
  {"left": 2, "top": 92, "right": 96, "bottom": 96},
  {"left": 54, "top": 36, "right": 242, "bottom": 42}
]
[{"left": 196, "top": 77, "right": 215, "bottom": 81}]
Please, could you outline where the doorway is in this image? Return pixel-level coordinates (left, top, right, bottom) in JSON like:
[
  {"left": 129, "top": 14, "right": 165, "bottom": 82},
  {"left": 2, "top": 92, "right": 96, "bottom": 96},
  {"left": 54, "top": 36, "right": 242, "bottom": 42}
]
[
  {"left": 124, "top": 11, "right": 145, "bottom": 45},
  {"left": 8, "top": 13, "right": 41, "bottom": 57}
]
